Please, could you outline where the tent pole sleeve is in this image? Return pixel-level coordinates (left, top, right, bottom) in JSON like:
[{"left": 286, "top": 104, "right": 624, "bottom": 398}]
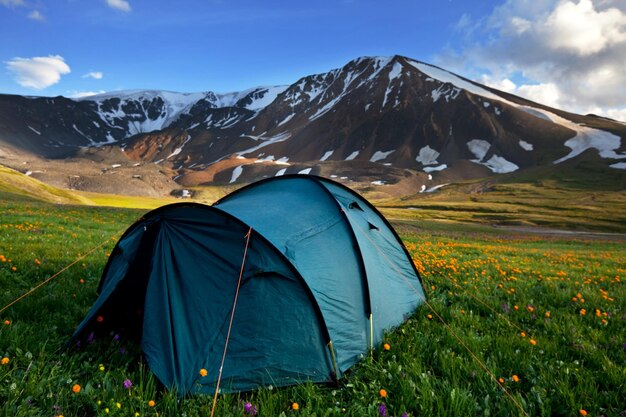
[
  {"left": 369, "top": 313, "right": 374, "bottom": 356},
  {"left": 328, "top": 341, "right": 340, "bottom": 382}
]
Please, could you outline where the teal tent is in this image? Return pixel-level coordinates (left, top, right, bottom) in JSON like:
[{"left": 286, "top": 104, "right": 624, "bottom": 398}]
[{"left": 72, "top": 175, "right": 425, "bottom": 394}]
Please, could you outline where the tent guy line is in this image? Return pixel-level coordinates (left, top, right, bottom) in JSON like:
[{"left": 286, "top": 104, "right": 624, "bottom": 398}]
[{"left": 210, "top": 226, "right": 252, "bottom": 417}]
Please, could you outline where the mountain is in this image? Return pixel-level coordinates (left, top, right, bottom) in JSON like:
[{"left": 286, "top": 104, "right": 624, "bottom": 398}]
[{"left": 0, "top": 55, "right": 625, "bottom": 197}]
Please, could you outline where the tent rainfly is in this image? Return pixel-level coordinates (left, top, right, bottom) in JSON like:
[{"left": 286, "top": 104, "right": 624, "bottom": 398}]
[{"left": 72, "top": 175, "right": 426, "bottom": 394}]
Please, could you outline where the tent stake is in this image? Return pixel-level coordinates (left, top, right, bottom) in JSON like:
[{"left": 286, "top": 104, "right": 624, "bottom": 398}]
[{"left": 328, "top": 341, "right": 340, "bottom": 383}]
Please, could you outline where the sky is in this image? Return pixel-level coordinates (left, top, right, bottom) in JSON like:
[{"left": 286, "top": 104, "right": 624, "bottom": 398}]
[{"left": 1, "top": 0, "right": 625, "bottom": 121}]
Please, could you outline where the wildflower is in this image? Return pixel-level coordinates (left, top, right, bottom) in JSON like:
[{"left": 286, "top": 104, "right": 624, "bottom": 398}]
[
  {"left": 579, "top": 410, "right": 587, "bottom": 416},
  {"left": 199, "top": 368, "right": 208, "bottom": 377},
  {"left": 3, "top": 320, "right": 9, "bottom": 325},
  {"left": 545, "top": 311, "right": 551, "bottom": 318},
  {"left": 401, "top": 413, "right": 409, "bottom": 417},
  {"left": 526, "top": 305, "right": 534, "bottom": 313},
  {"left": 292, "top": 402, "right": 299, "bottom": 411},
  {"left": 383, "top": 343, "right": 390, "bottom": 351},
  {"left": 530, "top": 339, "right": 537, "bottom": 346},
  {"left": 498, "top": 377, "right": 505, "bottom": 384},
  {"left": 379, "top": 403, "right": 387, "bottom": 417},
  {"left": 105, "top": 408, "right": 109, "bottom": 414},
  {"left": 87, "top": 332, "right": 95, "bottom": 344},
  {"left": 99, "top": 364, "right": 105, "bottom": 371},
  {"left": 244, "top": 402, "right": 257, "bottom": 415},
  {"left": 148, "top": 400, "right": 155, "bottom": 407},
  {"left": 80, "top": 279, "right": 85, "bottom": 284},
  {"left": 1, "top": 357, "right": 9, "bottom": 365},
  {"left": 427, "top": 314, "right": 433, "bottom": 320},
  {"left": 520, "top": 332, "right": 526, "bottom": 338},
  {"left": 379, "top": 389, "right": 387, "bottom": 398},
  {"left": 123, "top": 379, "right": 132, "bottom": 389},
  {"left": 72, "top": 384, "right": 81, "bottom": 393},
  {"left": 512, "top": 375, "right": 520, "bottom": 383},
  {"left": 580, "top": 309, "right": 586, "bottom": 316},
  {"left": 96, "top": 315, "right": 104, "bottom": 323},
  {"left": 513, "top": 305, "right": 519, "bottom": 311},
  {"left": 116, "top": 402, "right": 122, "bottom": 409}
]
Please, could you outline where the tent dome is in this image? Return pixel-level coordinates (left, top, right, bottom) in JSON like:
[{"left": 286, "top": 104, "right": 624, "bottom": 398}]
[{"left": 72, "top": 175, "right": 425, "bottom": 394}]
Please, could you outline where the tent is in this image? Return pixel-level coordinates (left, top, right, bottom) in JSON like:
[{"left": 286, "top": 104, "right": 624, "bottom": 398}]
[{"left": 72, "top": 175, "right": 425, "bottom": 394}]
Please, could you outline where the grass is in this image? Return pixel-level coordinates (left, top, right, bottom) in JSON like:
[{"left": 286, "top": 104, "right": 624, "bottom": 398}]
[{"left": 0, "top": 194, "right": 625, "bottom": 417}]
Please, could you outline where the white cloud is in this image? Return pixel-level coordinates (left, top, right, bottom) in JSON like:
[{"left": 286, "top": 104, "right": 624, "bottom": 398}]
[
  {"left": 83, "top": 71, "right": 104, "bottom": 80},
  {"left": 441, "top": 0, "right": 626, "bottom": 122},
  {"left": 106, "top": 0, "right": 131, "bottom": 12},
  {"left": 27, "top": 10, "right": 44, "bottom": 20},
  {"left": 0, "top": 0, "right": 25, "bottom": 6},
  {"left": 5, "top": 55, "right": 71, "bottom": 90}
]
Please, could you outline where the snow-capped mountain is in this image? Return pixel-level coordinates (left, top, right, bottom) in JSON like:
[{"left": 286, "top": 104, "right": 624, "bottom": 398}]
[{"left": 0, "top": 55, "right": 624, "bottom": 193}]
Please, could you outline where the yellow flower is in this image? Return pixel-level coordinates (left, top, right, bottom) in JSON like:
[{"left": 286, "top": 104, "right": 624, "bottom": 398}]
[
  {"left": 199, "top": 368, "right": 208, "bottom": 377},
  {"left": 512, "top": 375, "right": 520, "bottom": 382},
  {"left": 99, "top": 364, "right": 105, "bottom": 371},
  {"left": 383, "top": 343, "right": 390, "bottom": 351},
  {"left": 72, "top": 384, "right": 81, "bottom": 393},
  {"left": 292, "top": 402, "right": 299, "bottom": 410},
  {"left": 379, "top": 389, "right": 387, "bottom": 398},
  {"left": 1, "top": 357, "right": 9, "bottom": 365},
  {"left": 148, "top": 400, "right": 156, "bottom": 407},
  {"left": 116, "top": 402, "right": 122, "bottom": 409}
]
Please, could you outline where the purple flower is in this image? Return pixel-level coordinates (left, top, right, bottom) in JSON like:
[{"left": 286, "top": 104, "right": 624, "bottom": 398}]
[
  {"left": 244, "top": 402, "right": 257, "bottom": 415},
  {"left": 87, "top": 332, "right": 95, "bottom": 344},
  {"left": 123, "top": 379, "right": 132, "bottom": 389},
  {"left": 113, "top": 334, "right": 120, "bottom": 342},
  {"left": 401, "top": 413, "right": 409, "bottom": 417},
  {"left": 501, "top": 303, "right": 510, "bottom": 314},
  {"left": 379, "top": 403, "right": 387, "bottom": 417},
  {"left": 623, "top": 342, "right": 626, "bottom": 350}
]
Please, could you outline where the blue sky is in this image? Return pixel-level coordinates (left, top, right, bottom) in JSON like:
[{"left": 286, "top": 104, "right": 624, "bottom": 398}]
[{"left": 1, "top": 0, "right": 625, "bottom": 120}]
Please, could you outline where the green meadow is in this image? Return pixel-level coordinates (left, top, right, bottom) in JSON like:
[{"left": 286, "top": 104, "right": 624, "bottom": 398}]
[{"left": 0, "top": 193, "right": 625, "bottom": 417}]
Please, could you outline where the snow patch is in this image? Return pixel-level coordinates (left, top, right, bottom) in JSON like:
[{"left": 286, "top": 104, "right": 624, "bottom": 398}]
[
  {"left": 610, "top": 162, "right": 626, "bottom": 170},
  {"left": 416, "top": 146, "right": 440, "bottom": 165},
  {"left": 423, "top": 164, "right": 448, "bottom": 173},
  {"left": 370, "top": 150, "right": 394, "bottom": 162},
  {"left": 346, "top": 150, "right": 360, "bottom": 161},
  {"left": 467, "top": 139, "right": 491, "bottom": 160},
  {"left": 484, "top": 155, "right": 519, "bottom": 173},
  {"left": 371, "top": 180, "right": 386, "bottom": 185},
  {"left": 230, "top": 166, "right": 243, "bottom": 183},
  {"left": 320, "top": 150, "right": 334, "bottom": 161},
  {"left": 519, "top": 140, "right": 534, "bottom": 151}
]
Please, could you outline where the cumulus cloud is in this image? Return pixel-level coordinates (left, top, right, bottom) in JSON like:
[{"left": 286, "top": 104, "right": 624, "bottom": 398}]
[
  {"left": 106, "top": 0, "right": 131, "bottom": 12},
  {"left": 27, "top": 10, "right": 44, "bottom": 20},
  {"left": 5, "top": 55, "right": 71, "bottom": 89},
  {"left": 441, "top": 0, "right": 626, "bottom": 121},
  {"left": 83, "top": 71, "right": 103, "bottom": 80}
]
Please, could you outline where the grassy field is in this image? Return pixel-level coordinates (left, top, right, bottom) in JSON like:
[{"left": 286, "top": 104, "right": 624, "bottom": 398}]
[{"left": 1, "top": 196, "right": 624, "bottom": 417}]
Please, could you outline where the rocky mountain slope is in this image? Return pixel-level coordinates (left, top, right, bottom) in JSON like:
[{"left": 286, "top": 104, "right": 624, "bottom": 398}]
[{"left": 0, "top": 55, "right": 624, "bottom": 197}]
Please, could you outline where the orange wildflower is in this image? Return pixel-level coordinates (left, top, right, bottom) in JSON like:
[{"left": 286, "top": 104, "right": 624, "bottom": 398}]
[
  {"left": 579, "top": 410, "right": 587, "bottom": 416},
  {"left": 383, "top": 343, "right": 390, "bottom": 351},
  {"left": 520, "top": 332, "right": 526, "bottom": 338},
  {"left": 199, "top": 368, "right": 208, "bottom": 377},
  {"left": 292, "top": 402, "right": 299, "bottom": 411},
  {"left": 580, "top": 309, "right": 586, "bottom": 316},
  {"left": 529, "top": 339, "right": 537, "bottom": 346},
  {"left": 545, "top": 311, "right": 551, "bottom": 318},
  {"left": 498, "top": 377, "right": 505, "bottom": 384},
  {"left": 379, "top": 389, "right": 387, "bottom": 398},
  {"left": 512, "top": 375, "right": 520, "bottom": 382},
  {"left": 1, "top": 357, "right": 9, "bottom": 365},
  {"left": 3, "top": 320, "right": 9, "bottom": 325},
  {"left": 148, "top": 400, "right": 156, "bottom": 407},
  {"left": 72, "top": 384, "right": 81, "bottom": 393}
]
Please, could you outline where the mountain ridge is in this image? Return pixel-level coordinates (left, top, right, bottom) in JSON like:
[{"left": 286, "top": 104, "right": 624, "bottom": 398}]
[{"left": 0, "top": 55, "right": 625, "bottom": 197}]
